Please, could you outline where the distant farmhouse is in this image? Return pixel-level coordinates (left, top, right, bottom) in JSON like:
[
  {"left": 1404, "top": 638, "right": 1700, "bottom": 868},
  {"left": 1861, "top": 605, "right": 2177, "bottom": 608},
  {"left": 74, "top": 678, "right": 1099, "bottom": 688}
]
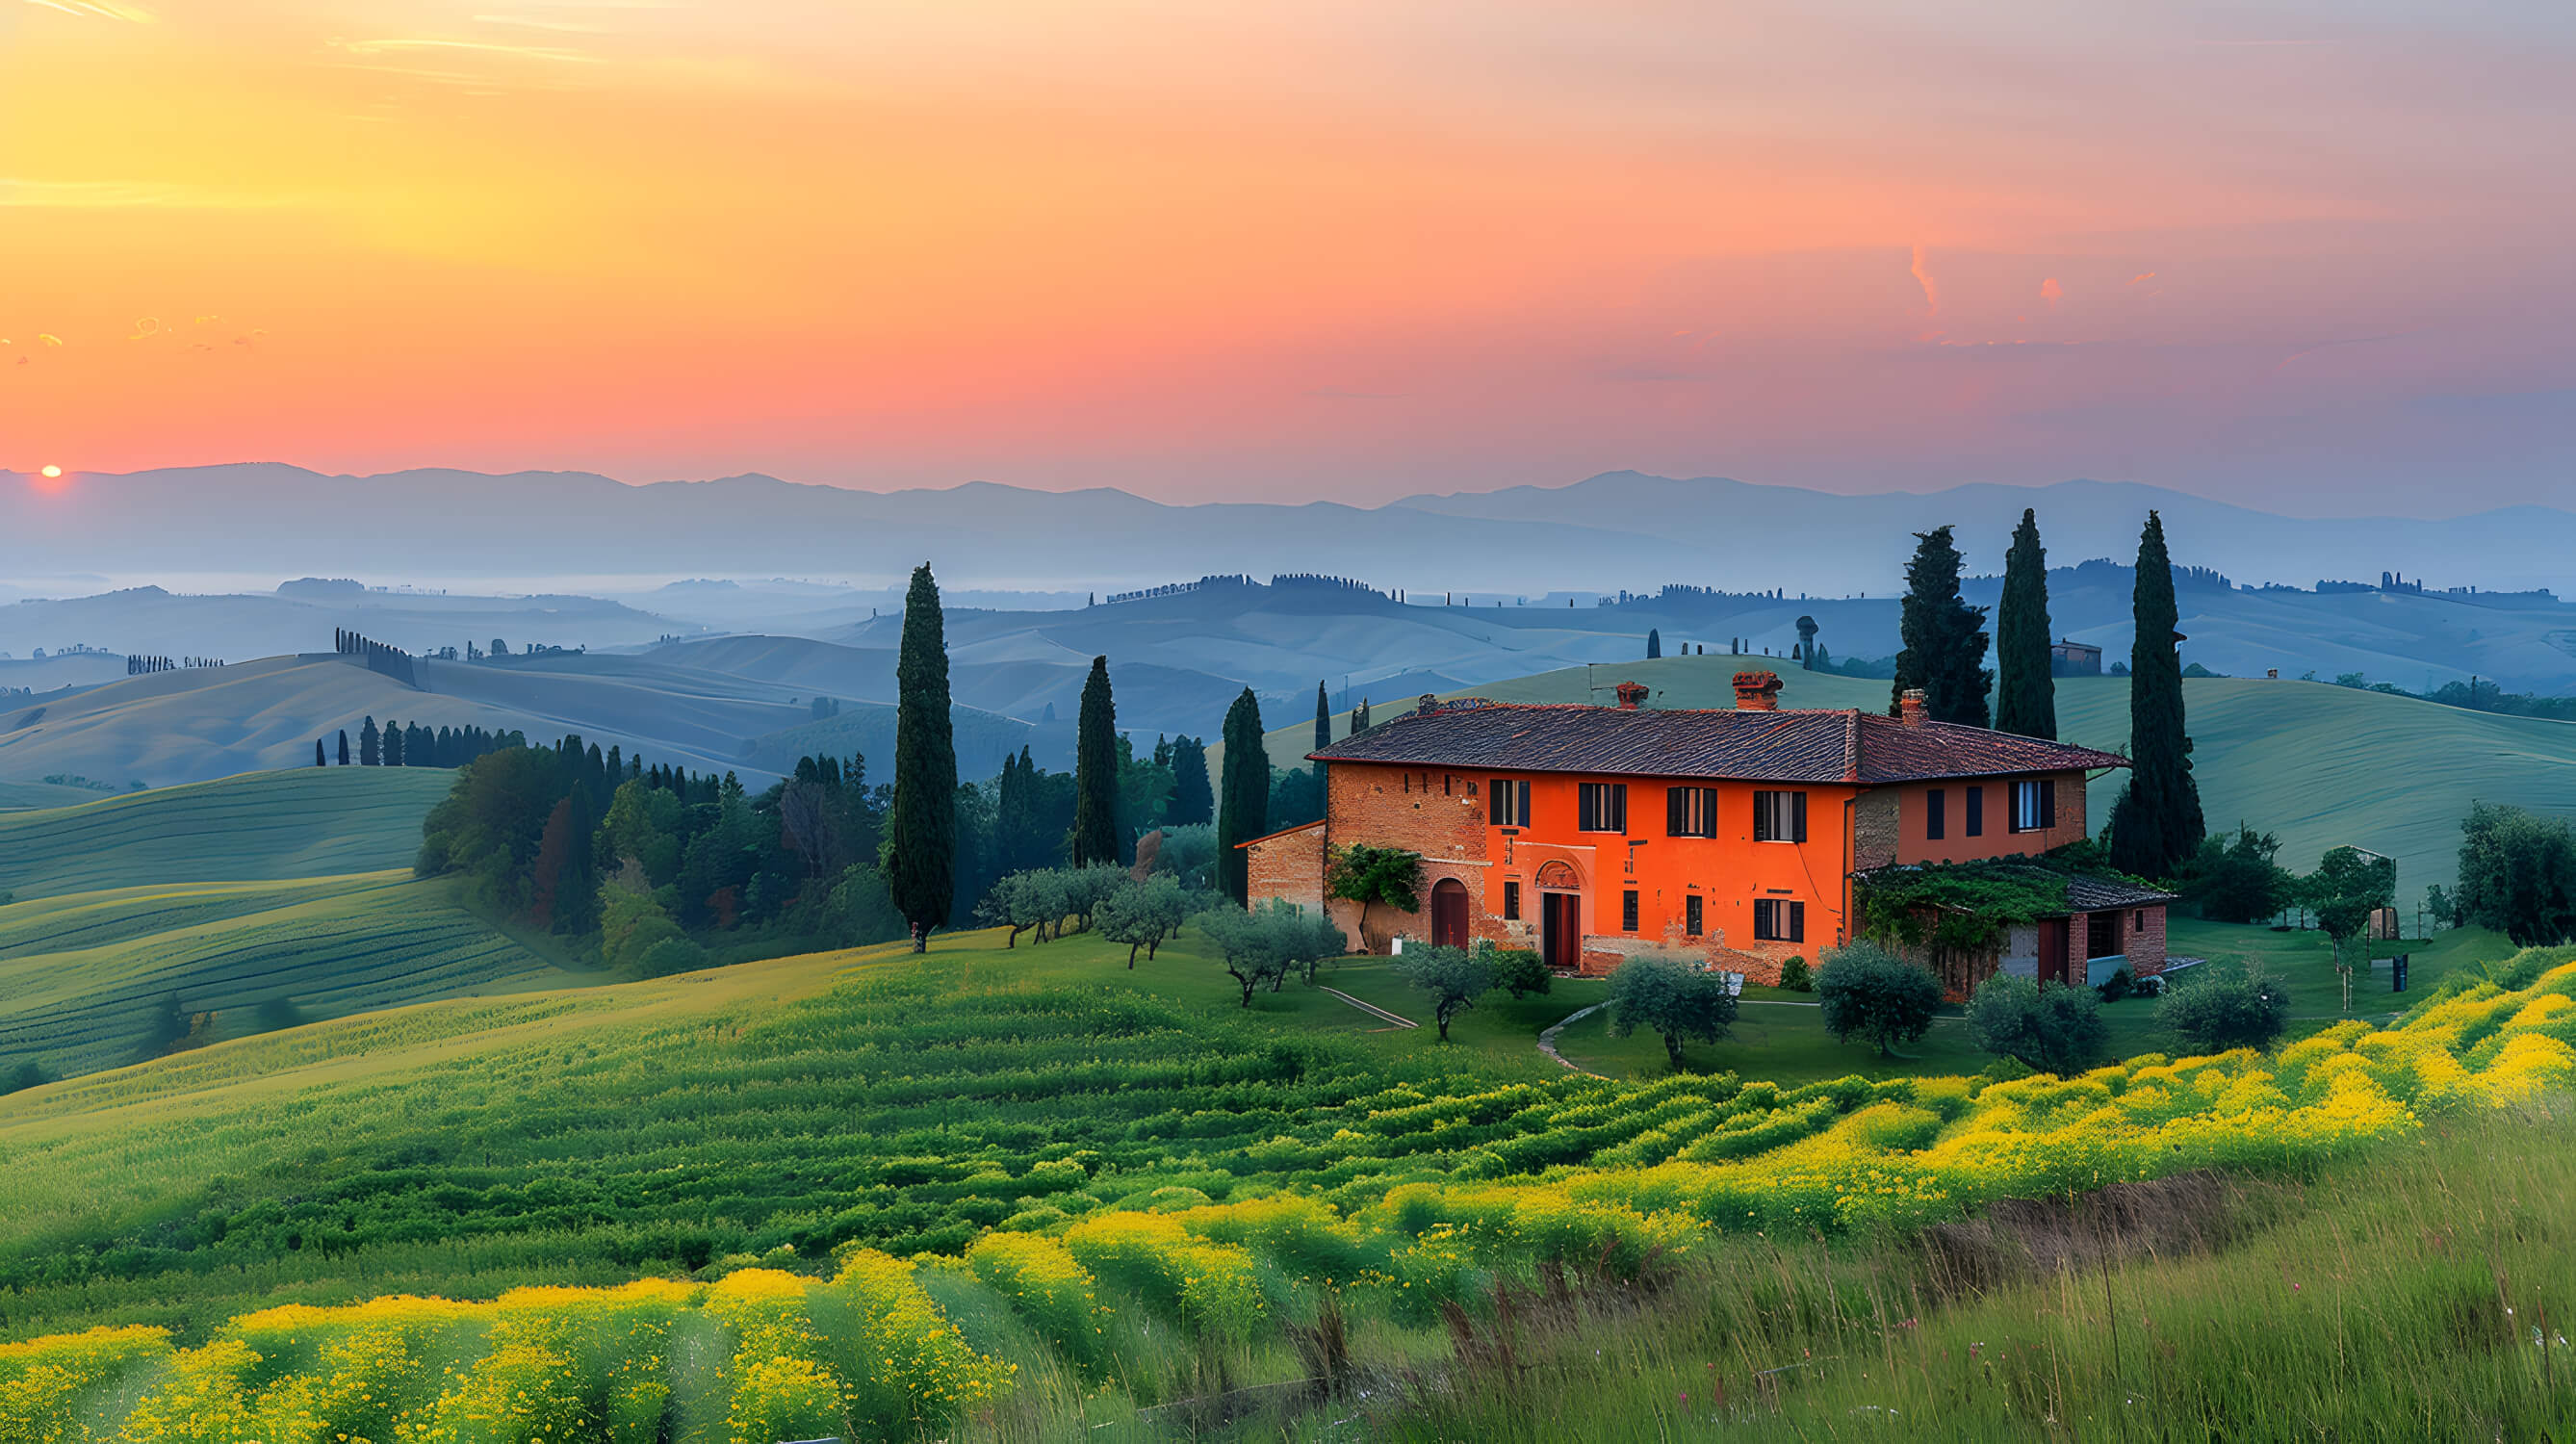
[
  {"left": 2049, "top": 638, "right": 2102, "bottom": 676},
  {"left": 1246, "top": 670, "right": 2171, "bottom": 999}
]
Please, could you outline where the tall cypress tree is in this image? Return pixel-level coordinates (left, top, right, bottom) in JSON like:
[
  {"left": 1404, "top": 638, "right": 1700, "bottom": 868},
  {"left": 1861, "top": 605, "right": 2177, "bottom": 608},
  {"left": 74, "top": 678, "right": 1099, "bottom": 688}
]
[
  {"left": 1216, "top": 689, "right": 1269, "bottom": 905},
  {"left": 1889, "top": 526, "right": 1993, "bottom": 726},
  {"left": 1169, "top": 735, "right": 1214, "bottom": 827},
  {"left": 1795, "top": 616, "right": 1818, "bottom": 669},
  {"left": 337, "top": 730, "right": 350, "bottom": 765},
  {"left": 1071, "top": 656, "right": 1120, "bottom": 867},
  {"left": 315, "top": 738, "right": 326, "bottom": 767},
  {"left": 2110, "top": 511, "right": 2205, "bottom": 876},
  {"left": 359, "top": 715, "right": 381, "bottom": 766},
  {"left": 383, "top": 721, "right": 406, "bottom": 767},
  {"left": 1994, "top": 508, "right": 2057, "bottom": 739},
  {"left": 1313, "top": 681, "right": 1332, "bottom": 764},
  {"left": 1646, "top": 628, "right": 1662, "bottom": 659},
  {"left": 882, "top": 563, "right": 958, "bottom": 951}
]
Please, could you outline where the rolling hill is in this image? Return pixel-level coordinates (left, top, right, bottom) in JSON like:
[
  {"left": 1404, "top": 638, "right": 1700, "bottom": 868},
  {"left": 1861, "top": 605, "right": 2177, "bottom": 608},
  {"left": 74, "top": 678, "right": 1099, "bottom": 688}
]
[
  {"left": 0, "top": 767, "right": 450, "bottom": 899},
  {"left": 0, "top": 652, "right": 860, "bottom": 787},
  {"left": 1267, "top": 656, "right": 2576, "bottom": 893},
  {"left": 0, "top": 872, "right": 579, "bottom": 1080},
  {"left": 0, "top": 769, "right": 583, "bottom": 1082}
]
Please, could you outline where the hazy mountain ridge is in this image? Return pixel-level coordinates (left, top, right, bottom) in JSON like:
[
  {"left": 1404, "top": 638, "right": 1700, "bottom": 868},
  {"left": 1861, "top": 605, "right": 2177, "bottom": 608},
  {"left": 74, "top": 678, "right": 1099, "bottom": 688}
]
[{"left": 13, "top": 464, "right": 2576, "bottom": 596}]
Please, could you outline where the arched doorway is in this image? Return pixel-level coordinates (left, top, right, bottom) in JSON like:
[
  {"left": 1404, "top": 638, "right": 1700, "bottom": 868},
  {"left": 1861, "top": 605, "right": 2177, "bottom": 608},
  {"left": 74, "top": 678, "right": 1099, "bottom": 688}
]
[
  {"left": 1430, "top": 878, "right": 1470, "bottom": 947},
  {"left": 1532, "top": 861, "right": 1584, "bottom": 971}
]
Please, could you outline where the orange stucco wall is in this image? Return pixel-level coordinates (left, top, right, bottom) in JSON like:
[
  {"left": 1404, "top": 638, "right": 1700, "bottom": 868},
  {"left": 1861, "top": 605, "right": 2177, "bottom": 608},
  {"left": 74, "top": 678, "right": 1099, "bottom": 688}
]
[{"left": 1273, "top": 759, "right": 2108, "bottom": 985}]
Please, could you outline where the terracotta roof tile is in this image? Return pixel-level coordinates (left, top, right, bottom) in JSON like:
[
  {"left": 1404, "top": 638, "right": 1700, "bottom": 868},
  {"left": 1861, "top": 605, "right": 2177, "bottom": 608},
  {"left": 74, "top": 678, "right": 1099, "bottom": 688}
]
[{"left": 1308, "top": 700, "right": 2126, "bottom": 785}]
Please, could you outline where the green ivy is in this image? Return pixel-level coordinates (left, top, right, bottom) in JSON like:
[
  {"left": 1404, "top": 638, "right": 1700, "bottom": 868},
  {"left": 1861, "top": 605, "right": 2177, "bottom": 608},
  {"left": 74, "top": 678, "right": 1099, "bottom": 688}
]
[{"left": 1853, "top": 851, "right": 2154, "bottom": 956}]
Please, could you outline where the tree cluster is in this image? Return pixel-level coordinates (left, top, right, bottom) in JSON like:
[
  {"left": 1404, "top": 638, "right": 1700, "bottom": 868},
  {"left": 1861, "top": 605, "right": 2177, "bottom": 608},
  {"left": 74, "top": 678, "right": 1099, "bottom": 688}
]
[
  {"left": 2456, "top": 802, "right": 2576, "bottom": 945},
  {"left": 127, "top": 656, "right": 220, "bottom": 675},
  {"left": 329, "top": 718, "right": 520, "bottom": 769}
]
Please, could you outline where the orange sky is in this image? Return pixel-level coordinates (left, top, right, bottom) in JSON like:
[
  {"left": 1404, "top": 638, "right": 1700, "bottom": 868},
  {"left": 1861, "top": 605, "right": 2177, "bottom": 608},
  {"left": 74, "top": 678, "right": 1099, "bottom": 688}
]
[{"left": 4, "top": 0, "right": 2570, "bottom": 509}]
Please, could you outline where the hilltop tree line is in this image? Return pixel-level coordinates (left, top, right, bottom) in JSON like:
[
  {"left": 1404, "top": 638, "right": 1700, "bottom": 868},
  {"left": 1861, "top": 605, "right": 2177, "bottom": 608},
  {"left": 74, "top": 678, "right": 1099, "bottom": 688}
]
[
  {"left": 126, "top": 656, "right": 221, "bottom": 675},
  {"left": 318, "top": 719, "right": 520, "bottom": 769}
]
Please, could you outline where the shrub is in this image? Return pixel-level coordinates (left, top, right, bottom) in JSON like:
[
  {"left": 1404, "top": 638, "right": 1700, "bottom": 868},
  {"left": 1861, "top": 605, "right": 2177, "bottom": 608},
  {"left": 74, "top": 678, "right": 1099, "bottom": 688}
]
[
  {"left": 1606, "top": 953, "right": 1738, "bottom": 1070},
  {"left": 2159, "top": 967, "right": 2293, "bottom": 1054},
  {"left": 1776, "top": 955, "right": 1812, "bottom": 992},
  {"left": 1484, "top": 946, "right": 1551, "bottom": 1000},
  {"left": 2097, "top": 967, "right": 2136, "bottom": 1003},
  {"left": 2183, "top": 826, "right": 2295, "bottom": 923},
  {"left": 1966, "top": 974, "right": 2108, "bottom": 1075},
  {"left": 636, "top": 936, "right": 710, "bottom": 976},
  {"left": 1814, "top": 941, "right": 1942, "bottom": 1057}
]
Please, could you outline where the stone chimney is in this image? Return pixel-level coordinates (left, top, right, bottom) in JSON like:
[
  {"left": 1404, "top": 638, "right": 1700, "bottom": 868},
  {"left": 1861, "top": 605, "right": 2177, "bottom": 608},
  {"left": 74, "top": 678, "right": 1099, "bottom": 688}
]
[
  {"left": 1614, "top": 681, "right": 1650, "bottom": 709},
  {"left": 1732, "top": 670, "right": 1783, "bottom": 711},
  {"left": 1899, "top": 688, "right": 1927, "bottom": 727}
]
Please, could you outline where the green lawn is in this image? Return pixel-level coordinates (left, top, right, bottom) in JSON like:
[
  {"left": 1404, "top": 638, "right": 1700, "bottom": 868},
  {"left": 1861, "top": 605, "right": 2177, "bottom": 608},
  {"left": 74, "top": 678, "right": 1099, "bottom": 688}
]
[{"left": 2168, "top": 915, "right": 2511, "bottom": 1019}]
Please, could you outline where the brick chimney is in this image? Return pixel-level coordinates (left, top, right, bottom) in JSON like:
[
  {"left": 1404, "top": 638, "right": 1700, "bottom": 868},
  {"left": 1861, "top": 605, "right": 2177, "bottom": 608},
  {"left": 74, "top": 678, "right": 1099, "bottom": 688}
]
[
  {"left": 1614, "top": 681, "right": 1650, "bottom": 709},
  {"left": 1732, "top": 670, "right": 1783, "bottom": 711},
  {"left": 1899, "top": 687, "right": 1927, "bottom": 727}
]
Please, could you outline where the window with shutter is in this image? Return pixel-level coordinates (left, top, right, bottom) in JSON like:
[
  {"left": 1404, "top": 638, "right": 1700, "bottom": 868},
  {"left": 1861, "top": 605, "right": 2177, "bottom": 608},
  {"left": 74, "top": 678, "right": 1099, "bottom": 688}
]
[
  {"left": 1491, "top": 778, "right": 1531, "bottom": 828},
  {"left": 1753, "top": 897, "right": 1806, "bottom": 941},
  {"left": 1753, "top": 790, "right": 1807, "bottom": 842},
  {"left": 1926, "top": 787, "right": 1946, "bottom": 841},
  {"left": 1503, "top": 881, "right": 1521, "bottom": 920},
  {"left": 1966, "top": 785, "right": 1984, "bottom": 838},
  {"left": 1579, "top": 782, "right": 1628, "bottom": 833},
  {"left": 1621, "top": 890, "right": 1639, "bottom": 932},
  {"left": 1685, "top": 894, "right": 1703, "bottom": 937},
  {"left": 1666, "top": 786, "right": 1718, "bottom": 838}
]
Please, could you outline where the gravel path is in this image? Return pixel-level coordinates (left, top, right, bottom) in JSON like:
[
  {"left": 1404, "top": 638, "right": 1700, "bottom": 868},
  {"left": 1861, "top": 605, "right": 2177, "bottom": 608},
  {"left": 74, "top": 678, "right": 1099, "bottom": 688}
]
[{"left": 1538, "top": 1003, "right": 1606, "bottom": 1076}]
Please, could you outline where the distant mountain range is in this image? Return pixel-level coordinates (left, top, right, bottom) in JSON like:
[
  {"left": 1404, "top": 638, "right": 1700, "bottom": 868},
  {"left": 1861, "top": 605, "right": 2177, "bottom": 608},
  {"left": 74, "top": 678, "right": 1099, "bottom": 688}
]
[{"left": 9, "top": 464, "right": 2576, "bottom": 597}]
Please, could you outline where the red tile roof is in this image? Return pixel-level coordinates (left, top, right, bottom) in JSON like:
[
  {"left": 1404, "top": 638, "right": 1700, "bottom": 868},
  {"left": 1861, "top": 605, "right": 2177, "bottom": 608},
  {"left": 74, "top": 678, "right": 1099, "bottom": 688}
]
[{"left": 1308, "top": 699, "right": 2126, "bottom": 785}]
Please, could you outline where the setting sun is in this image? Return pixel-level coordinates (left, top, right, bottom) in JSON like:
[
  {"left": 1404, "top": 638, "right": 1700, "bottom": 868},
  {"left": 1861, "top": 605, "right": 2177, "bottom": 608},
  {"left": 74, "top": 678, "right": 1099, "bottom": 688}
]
[{"left": 39, "top": 466, "right": 62, "bottom": 479}]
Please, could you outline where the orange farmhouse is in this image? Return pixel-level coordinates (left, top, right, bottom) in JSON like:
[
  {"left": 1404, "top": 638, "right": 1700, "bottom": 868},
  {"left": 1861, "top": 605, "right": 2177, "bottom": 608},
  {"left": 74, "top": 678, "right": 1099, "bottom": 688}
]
[{"left": 1243, "top": 672, "right": 2172, "bottom": 993}]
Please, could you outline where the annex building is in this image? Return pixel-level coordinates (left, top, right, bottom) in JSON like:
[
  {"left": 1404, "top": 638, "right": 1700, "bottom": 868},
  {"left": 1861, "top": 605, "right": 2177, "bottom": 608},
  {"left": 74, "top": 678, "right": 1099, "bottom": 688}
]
[{"left": 1243, "top": 671, "right": 2174, "bottom": 994}]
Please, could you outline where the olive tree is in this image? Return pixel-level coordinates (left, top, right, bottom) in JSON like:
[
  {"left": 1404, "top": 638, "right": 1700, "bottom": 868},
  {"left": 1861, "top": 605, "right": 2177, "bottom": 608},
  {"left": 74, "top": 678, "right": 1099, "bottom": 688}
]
[{"left": 1606, "top": 952, "right": 1738, "bottom": 1071}]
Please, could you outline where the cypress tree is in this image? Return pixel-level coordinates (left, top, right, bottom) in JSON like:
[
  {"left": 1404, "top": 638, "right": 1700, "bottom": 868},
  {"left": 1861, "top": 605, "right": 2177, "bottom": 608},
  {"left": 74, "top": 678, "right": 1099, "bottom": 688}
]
[
  {"left": 1071, "top": 656, "right": 1120, "bottom": 866},
  {"left": 2109, "top": 511, "right": 2205, "bottom": 876},
  {"left": 359, "top": 716, "right": 381, "bottom": 766},
  {"left": 337, "top": 730, "right": 350, "bottom": 765},
  {"left": 1216, "top": 688, "right": 1269, "bottom": 905},
  {"left": 315, "top": 738, "right": 326, "bottom": 767},
  {"left": 1313, "top": 681, "right": 1332, "bottom": 762},
  {"left": 1646, "top": 628, "right": 1662, "bottom": 659},
  {"left": 382, "top": 721, "right": 405, "bottom": 767},
  {"left": 1169, "top": 735, "right": 1214, "bottom": 827},
  {"left": 882, "top": 563, "right": 957, "bottom": 951},
  {"left": 1795, "top": 615, "right": 1818, "bottom": 669},
  {"left": 1889, "top": 526, "right": 1993, "bottom": 726},
  {"left": 1994, "top": 508, "right": 2057, "bottom": 739}
]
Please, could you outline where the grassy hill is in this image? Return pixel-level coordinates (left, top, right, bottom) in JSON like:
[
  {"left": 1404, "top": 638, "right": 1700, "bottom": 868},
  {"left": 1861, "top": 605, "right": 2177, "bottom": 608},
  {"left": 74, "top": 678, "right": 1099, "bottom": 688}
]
[
  {"left": 1268, "top": 655, "right": 2576, "bottom": 891},
  {"left": 0, "top": 872, "right": 579, "bottom": 1080},
  {"left": 0, "top": 653, "right": 814, "bottom": 787},
  {"left": 0, "top": 767, "right": 451, "bottom": 900}
]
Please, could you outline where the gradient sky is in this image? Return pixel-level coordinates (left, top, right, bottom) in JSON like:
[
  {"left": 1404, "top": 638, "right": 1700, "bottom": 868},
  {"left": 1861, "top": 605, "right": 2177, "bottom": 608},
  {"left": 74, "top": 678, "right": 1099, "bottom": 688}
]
[{"left": 4, "top": 0, "right": 2570, "bottom": 512}]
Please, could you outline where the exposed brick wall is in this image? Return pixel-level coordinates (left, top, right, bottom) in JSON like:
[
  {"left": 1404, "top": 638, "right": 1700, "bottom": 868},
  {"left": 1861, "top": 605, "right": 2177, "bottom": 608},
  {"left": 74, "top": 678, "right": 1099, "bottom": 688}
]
[
  {"left": 1852, "top": 789, "right": 1900, "bottom": 871},
  {"left": 2126, "top": 905, "right": 2169, "bottom": 975},
  {"left": 1243, "top": 822, "right": 1325, "bottom": 914},
  {"left": 1323, "top": 762, "right": 1493, "bottom": 952}
]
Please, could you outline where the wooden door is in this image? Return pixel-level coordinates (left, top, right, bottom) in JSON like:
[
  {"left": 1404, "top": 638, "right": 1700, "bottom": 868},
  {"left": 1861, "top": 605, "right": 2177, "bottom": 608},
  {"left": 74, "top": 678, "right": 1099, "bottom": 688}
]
[
  {"left": 1430, "top": 879, "right": 1469, "bottom": 947},
  {"left": 1541, "top": 893, "right": 1580, "bottom": 970},
  {"left": 2038, "top": 917, "right": 2071, "bottom": 986}
]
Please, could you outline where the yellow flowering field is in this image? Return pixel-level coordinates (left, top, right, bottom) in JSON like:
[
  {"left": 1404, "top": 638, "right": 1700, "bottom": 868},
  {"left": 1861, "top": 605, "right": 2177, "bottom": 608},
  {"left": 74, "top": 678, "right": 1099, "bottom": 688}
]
[{"left": 6, "top": 959, "right": 2572, "bottom": 1442}]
